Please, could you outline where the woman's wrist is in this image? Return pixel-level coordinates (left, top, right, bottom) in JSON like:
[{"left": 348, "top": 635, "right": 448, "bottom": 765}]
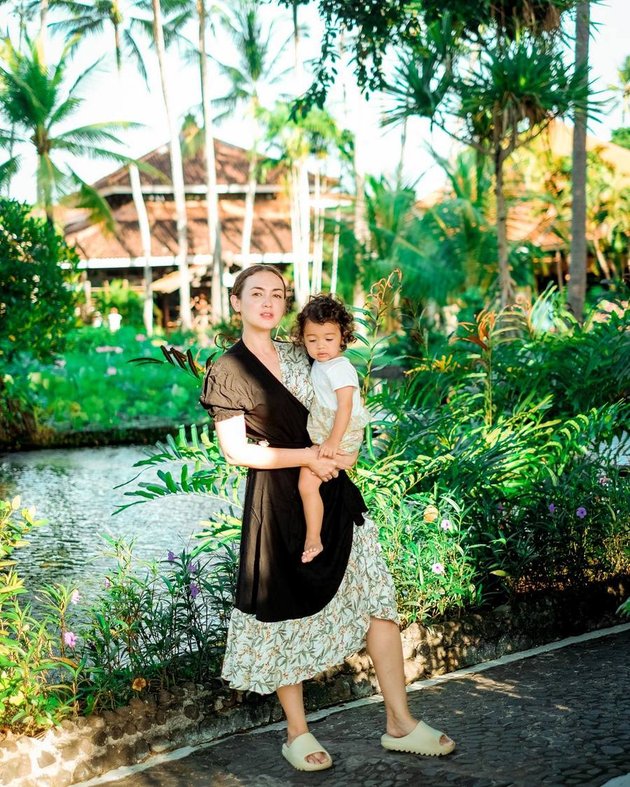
[{"left": 303, "top": 446, "right": 319, "bottom": 468}]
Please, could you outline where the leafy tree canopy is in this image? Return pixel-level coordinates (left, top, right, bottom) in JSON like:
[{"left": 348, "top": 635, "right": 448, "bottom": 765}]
[
  {"left": 275, "top": 0, "right": 580, "bottom": 110},
  {"left": 0, "top": 199, "right": 80, "bottom": 364}
]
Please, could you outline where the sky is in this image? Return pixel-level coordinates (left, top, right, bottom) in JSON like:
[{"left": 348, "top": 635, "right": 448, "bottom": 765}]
[{"left": 2, "top": 0, "right": 629, "bottom": 204}]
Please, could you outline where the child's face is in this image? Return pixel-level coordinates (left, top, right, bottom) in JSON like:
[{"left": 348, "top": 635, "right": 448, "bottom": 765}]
[{"left": 302, "top": 320, "right": 343, "bottom": 362}]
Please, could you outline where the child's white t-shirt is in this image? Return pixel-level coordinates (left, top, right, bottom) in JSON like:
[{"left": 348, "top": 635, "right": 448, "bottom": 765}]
[{"left": 310, "top": 357, "right": 363, "bottom": 414}]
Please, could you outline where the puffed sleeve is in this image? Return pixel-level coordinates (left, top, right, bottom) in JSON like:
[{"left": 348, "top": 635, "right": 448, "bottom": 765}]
[{"left": 199, "top": 356, "right": 252, "bottom": 422}]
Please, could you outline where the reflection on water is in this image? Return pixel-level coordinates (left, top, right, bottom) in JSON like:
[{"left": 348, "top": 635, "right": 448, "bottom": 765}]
[{"left": 0, "top": 446, "right": 234, "bottom": 602}]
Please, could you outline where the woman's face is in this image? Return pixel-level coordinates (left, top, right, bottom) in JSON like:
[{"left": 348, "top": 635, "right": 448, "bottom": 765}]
[{"left": 231, "top": 270, "right": 286, "bottom": 331}]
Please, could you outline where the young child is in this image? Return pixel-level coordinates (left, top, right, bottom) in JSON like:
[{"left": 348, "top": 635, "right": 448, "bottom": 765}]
[{"left": 294, "top": 294, "right": 370, "bottom": 563}]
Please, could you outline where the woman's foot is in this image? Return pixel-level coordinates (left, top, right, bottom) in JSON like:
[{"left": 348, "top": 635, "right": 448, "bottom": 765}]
[
  {"left": 301, "top": 538, "right": 323, "bottom": 563},
  {"left": 282, "top": 732, "right": 332, "bottom": 771},
  {"left": 382, "top": 718, "right": 455, "bottom": 756}
]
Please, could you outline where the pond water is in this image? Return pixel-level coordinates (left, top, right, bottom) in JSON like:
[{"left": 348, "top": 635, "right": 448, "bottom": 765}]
[{"left": 0, "top": 446, "right": 234, "bottom": 602}]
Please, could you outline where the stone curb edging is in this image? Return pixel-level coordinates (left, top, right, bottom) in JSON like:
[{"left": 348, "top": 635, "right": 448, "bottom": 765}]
[{"left": 0, "top": 573, "right": 627, "bottom": 787}]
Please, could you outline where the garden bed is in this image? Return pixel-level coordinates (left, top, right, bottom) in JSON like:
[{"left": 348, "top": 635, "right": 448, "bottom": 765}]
[{"left": 1, "top": 573, "right": 627, "bottom": 787}]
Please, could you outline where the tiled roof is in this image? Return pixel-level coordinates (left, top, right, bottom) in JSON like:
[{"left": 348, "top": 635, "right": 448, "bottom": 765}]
[
  {"left": 65, "top": 196, "right": 292, "bottom": 260},
  {"left": 93, "top": 138, "right": 285, "bottom": 191}
]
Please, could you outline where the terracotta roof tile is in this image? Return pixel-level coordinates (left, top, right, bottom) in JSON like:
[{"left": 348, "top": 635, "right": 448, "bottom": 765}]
[
  {"left": 65, "top": 197, "right": 293, "bottom": 260},
  {"left": 93, "top": 138, "right": 284, "bottom": 191}
]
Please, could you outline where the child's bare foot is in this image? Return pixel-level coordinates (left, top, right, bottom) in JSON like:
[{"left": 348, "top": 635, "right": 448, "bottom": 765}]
[{"left": 301, "top": 539, "right": 323, "bottom": 563}]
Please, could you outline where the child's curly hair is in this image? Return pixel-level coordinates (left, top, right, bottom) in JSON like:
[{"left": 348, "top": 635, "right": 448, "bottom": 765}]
[{"left": 293, "top": 294, "right": 356, "bottom": 351}]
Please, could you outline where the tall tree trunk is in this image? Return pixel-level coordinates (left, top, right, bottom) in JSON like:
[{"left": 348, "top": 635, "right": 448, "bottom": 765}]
[
  {"left": 129, "top": 163, "right": 154, "bottom": 336},
  {"left": 197, "top": 0, "right": 225, "bottom": 323},
  {"left": 568, "top": 0, "right": 590, "bottom": 323},
  {"left": 290, "top": 0, "right": 311, "bottom": 301},
  {"left": 494, "top": 148, "right": 513, "bottom": 307},
  {"left": 330, "top": 206, "right": 341, "bottom": 295},
  {"left": 353, "top": 150, "right": 368, "bottom": 311},
  {"left": 113, "top": 19, "right": 122, "bottom": 71},
  {"left": 291, "top": 160, "right": 311, "bottom": 308},
  {"left": 311, "top": 164, "right": 323, "bottom": 294},
  {"left": 39, "top": 0, "right": 48, "bottom": 59},
  {"left": 240, "top": 149, "right": 257, "bottom": 269},
  {"left": 352, "top": 94, "right": 371, "bottom": 312},
  {"left": 292, "top": 1, "right": 303, "bottom": 88},
  {"left": 151, "top": 0, "right": 192, "bottom": 330},
  {"left": 395, "top": 117, "right": 408, "bottom": 191}
]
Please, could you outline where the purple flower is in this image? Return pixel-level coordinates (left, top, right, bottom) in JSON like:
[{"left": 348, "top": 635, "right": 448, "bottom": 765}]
[
  {"left": 104, "top": 578, "right": 111, "bottom": 589},
  {"left": 576, "top": 507, "right": 587, "bottom": 519},
  {"left": 70, "top": 589, "right": 80, "bottom": 605},
  {"left": 63, "top": 631, "right": 77, "bottom": 648},
  {"left": 167, "top": 550, "right": 176, "bottom": 563},
  {"left": 497, "top": 503, "right": 505, "bottom": 512},
  {"left": 440, "top": 519, "right": 452, "bottom": 531},
  {"left": 548, "top": 503, "right": 556, "bottom": 514},
  {"left": 431, "top": 562, "right": 445, "bottom": 575},
  {"left": 187, "top": 561, "right": 200, "bottom": 574},
  {"left": 189, "top": 582, "right": 200, "bottom": 599}
]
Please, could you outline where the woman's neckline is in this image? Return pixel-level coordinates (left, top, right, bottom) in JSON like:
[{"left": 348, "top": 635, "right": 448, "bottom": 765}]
[{"left": 240, "top": 336, "right": 284, "bottom": 383}]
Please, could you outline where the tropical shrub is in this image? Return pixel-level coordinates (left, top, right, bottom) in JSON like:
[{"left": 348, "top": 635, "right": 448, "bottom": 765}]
[
  {"left": 0, "top": 499, "right": 80, "bottom": 735},
  {"left": 0, "top": 199, "right": 80, "bottom": 442},
  {"left": 0, "top": 199, "right": 80, "bottom": 365},
  {"left": 78, "top": 529, "right": 237, "bottom": 713}
]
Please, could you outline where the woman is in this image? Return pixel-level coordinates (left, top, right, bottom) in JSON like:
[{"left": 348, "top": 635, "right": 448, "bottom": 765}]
[{"left": 200, "top": 265, "right": 455, "bottom": 772}]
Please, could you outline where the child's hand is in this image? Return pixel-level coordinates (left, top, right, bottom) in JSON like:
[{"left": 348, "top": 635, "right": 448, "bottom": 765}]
[{"left": 318, "top": 439, "right": 339, "bottom": 459}]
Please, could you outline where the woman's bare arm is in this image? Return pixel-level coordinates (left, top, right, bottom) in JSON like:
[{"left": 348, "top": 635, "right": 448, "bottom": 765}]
[{"left": 214, "top": 415, "right": 354, "bottom": 475}]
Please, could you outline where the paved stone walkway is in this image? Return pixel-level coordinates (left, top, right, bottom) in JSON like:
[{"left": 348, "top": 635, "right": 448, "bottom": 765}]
[{"left": 105, "top": 629, "right": 630, "bottom": 787}]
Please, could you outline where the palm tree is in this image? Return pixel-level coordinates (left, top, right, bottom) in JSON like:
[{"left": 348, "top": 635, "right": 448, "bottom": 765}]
[
  {"left": 383, "top": 27, "right": 590, "bottom": 306},
  {"left": 48, "top": 0, "right": 157, "bottom": 333},
  {"left": 567, "top": 0, "right": 590, "bottom": 322},
  {"left": 215, "top": 0, "right": 286, "bottom": 268},
  {"left": 159, "top": 0, "right": 227, "bottom": 322},
  {"left": 262, "top": 102, "right": 348, "bottom": 306},
  {"left": 0, "top": 36, "right": 135, "bottom": 221},
  {"left": 47, "top": 0, "right": 150, "bottom": 78},
  {"left": 149, "top": 0, "right": 192, "bottom": 329}
]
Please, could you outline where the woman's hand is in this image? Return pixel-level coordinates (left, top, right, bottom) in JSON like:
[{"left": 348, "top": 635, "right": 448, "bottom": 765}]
[{"left": 308, "top": 454, "right": 339, "bottom": 481}]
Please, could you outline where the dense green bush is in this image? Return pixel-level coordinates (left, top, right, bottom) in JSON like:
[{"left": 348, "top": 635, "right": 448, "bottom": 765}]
[
  {"left": 0, "top": 199, "right": 81, "bottom": 442},
  {"left": 0, "top": 499, "right": 80, "bottom": 734},
  {"left": 0, "top": 199, "right": 80, "bottom": 365}
]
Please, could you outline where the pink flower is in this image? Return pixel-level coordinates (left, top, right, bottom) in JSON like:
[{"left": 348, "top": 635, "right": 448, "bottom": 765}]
[
  {"left": 63, "top": 631, "right": 77, "bottom": 648},
  {"left": 431, "top": 562, "right": 445, "bottom": 575},
  {"left": 106, "top": 366, "right": 117, "bottom": 376},
  {"left": 440, "top": 519, "right": 452, "bottom": 531},
  {"left": 135, "top": 334, "right": 146, "bottom": 342},
  {"left": 70, "top": 589, "right": 80, "bottom": 605},
  {"left": 104, "top": 578, "right": 111, "bottom": 589}
]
